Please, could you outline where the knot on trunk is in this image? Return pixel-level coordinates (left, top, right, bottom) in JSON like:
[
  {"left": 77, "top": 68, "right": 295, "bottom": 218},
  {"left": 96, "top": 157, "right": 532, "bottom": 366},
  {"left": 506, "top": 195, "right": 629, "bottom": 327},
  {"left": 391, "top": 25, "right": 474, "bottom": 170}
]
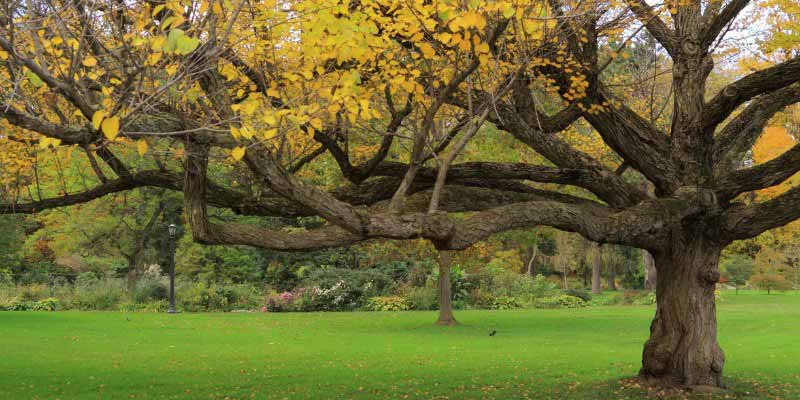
[{"left": 698, "top": 269, "right": 720, "bottom": 286}]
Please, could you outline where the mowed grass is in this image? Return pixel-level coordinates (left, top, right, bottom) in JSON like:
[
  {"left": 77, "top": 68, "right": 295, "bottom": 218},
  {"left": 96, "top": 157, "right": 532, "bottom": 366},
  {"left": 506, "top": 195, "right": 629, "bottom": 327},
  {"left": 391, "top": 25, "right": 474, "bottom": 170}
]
[{"left": 1, "top": 292, "right": 799, "bottom": 400}]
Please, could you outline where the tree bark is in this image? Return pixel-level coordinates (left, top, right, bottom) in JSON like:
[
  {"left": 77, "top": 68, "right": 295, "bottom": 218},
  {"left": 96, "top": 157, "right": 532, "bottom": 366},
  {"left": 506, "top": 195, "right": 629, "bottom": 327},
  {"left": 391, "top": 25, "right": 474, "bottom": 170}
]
[
  {"left": 436, "top": 250, "right": 457, "bottom": 326},
  {"left": 592, "top": 242, "right": 602, "bottom": 294},
  {"left": 640, "top": 235, "right": 724, "bottom": 388},
  {"left": 608, "top": 263, "right": 617, "bottom": 291},
  {"left": 643, "top": 249, "right": 657, "bottom": 290}
]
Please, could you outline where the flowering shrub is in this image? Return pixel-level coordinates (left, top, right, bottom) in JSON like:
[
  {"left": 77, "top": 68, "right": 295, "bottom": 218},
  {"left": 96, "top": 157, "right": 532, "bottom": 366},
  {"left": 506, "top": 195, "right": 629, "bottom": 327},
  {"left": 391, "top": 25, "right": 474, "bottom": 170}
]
[{"left": 264, "top": 291, "right": 295, "bottom": 312}]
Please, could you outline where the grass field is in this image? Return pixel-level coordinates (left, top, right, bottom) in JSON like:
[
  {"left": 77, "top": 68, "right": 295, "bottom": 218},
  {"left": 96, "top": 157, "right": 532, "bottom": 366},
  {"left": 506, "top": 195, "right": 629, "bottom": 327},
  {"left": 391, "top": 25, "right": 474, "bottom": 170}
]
[{"left": 1, "top": 292, "right": 799, "bottom": 400}]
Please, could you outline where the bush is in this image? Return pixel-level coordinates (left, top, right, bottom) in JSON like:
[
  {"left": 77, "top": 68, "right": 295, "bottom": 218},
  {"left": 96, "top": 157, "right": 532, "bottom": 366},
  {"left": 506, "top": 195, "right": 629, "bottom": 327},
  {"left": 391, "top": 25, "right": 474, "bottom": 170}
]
[
  {"left": 364, "top": 296, "right": 411, "bottom": 311},
  {"left": 402, "top": 286, "right": 438, "bottom": 310},
  {"left": 563, "top": 288, "right": 592, "bottom": 302},
  {"left": 132, "top": 280, "right": 168, "bottom": 303},
  {"left": 632, "top": 291, "right": 656, "bottom": 305},
  {"left": 597, "top": 290, "right": 656, "bottom": 306},
  {"left": 264, "top": 291, "right": 295, "bottom": 312},
  {"left": 489, "top": 295, "right": 520, "bottom": 310},
  {"left": 72, "top": 278, "right": 125, "bottom": 310},
  {"left": 32, "top": 297, "right": 60, "bottom": 311},
  {"left": 534, "top": 295, "right": 587, "bottom": 309},
  {"left": 9, "top": 300, "right": 35, "bottom": 311}
]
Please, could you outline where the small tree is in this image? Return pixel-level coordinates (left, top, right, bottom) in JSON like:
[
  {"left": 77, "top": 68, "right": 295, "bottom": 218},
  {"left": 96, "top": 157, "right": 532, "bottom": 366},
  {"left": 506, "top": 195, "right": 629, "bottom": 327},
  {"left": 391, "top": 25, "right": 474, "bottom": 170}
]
[{"left": 720, "top": 254, "right": 755, "bottom": 293}]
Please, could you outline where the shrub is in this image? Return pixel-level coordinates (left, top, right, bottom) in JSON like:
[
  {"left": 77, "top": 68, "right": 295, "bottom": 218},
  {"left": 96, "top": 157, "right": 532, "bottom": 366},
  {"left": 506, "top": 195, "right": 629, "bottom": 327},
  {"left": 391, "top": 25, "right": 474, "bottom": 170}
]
[
  {"left": 132, "top": 280, "right": 168, "bottom": 303},
  {"left": 32, "top": 297, "right": 60, "bottom": 311},
  {"left": 264, "top": 291, "right": 295, "bottom": 312},
  {"left": 402, "top": 286, "right": 438, "bottom": 310},
  {"left": 18, "top": 284, "right": 48, "bottom": 301},
  {"left": 632, "top": 291, "right": 657, "bottom": 305},
  {"left": 563, "top": 288, "right": 592, "bottom": 302},
  {"left": 9, "top": 300, "right": 35, "bottom": 311},
  {"left": 364, "top": 296, "right": 411, "bottom": 311},
  {"left": 534, "top": 295, "right": 587, "bottom": 309},
  {"left": 466, "top": 288, "right": 495, "bottom": 309},
  {"left": 488, "top": 295, "right": 520, "bottom": 310},
  {"left": 72, "top": 278, "right": 125, "bottom": 310}
]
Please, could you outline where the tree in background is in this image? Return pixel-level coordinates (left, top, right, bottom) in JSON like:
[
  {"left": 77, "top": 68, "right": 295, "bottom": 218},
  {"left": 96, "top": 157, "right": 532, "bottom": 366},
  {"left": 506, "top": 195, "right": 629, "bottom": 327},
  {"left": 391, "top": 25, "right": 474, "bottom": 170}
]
[{"left": 720, "top": 253, "right": 754, "bottom": 293}]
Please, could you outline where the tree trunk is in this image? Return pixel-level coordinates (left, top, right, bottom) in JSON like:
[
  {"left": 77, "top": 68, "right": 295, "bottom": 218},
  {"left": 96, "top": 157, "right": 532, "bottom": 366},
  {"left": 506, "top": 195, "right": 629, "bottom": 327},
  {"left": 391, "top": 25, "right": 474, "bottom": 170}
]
[
  {"left": 125, "top": 256, "right": 138, "bottom": 291},
  {"left": 591, "top": 243, "right": 602, "bottom": 294},
  {"left": 436, "top": 250, "right": 457, "bottom": 326},
  {"left": 643, "top": 249, "right": 657, "bottom": 290},
  {"left": 608, "top": 265, "right": 617, "bottom": 291},
  {"left": 640, "top": 236, "right": 724, "bottom": 388},
  {"left": 526, "top": 246, "right": 537, "bottom": 276}
]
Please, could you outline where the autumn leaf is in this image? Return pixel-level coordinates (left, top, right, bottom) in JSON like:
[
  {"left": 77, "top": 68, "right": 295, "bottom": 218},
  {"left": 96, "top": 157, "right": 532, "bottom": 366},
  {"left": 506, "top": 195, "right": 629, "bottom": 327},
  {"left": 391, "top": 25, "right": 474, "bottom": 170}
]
[
  {"left": 92, "top": 110, "right": 107, "bottom": 130},
  {"left": 137, "top": 139, "right": 148, "bottom": 156},
  {"left": 101, "top": 116, "right": 120, "bottom": 141},
  {"left": 231, "top": 146, "right": 246, "bottom": 161}
]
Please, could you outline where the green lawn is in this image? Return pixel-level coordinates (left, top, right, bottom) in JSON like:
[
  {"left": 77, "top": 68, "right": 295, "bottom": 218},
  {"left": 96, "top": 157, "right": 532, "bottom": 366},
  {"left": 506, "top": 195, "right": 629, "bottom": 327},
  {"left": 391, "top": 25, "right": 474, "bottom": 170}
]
[{"left": 1, "top": 292, "right": 799, "bottom": 399}]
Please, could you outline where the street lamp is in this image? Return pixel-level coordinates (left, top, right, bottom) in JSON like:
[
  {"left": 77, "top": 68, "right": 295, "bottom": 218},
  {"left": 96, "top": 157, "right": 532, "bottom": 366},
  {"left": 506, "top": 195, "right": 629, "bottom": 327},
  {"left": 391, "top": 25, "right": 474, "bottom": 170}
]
[{"left": 167, "top": 223, "right": 178, "bottom": 314}]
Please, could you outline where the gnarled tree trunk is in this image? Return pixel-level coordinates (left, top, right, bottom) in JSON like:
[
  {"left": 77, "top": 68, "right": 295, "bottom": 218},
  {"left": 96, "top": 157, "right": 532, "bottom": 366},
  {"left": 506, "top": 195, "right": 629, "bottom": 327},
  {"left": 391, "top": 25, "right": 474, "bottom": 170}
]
[
  {"left": 436, "top": 250, "right": 457, "bottom": 326},
  {"left": 640, "top": 235, "right": 724, "bottom": 388}
]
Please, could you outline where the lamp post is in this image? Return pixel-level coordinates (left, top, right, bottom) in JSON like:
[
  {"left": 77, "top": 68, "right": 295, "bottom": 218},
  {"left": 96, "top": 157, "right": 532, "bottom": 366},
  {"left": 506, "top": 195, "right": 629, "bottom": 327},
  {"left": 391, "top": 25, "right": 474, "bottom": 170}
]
[{"left": 167, "top": 223, "right": 177, "bottom": 314}]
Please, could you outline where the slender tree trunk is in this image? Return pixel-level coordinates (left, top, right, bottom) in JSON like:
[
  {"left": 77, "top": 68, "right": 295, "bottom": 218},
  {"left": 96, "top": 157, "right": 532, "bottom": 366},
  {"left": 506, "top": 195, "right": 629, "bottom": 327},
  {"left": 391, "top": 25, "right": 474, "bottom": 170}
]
[
  {"left": 640, "top": 235, "right": 724, "bottom": 388},
  {"left": 608, "top": 265, "right": 617, "bottom": 291},
  {"left": 592, "top": 243, "right": 602, "bottom": 294},
  {"left": 643, "top": 250, "right": 657, "bottom": 290},
  {"left": 436, "top": 250, "right": 457, "bottom": 326},
  {"left": 526, "top": 246, "right": 537, "bottom": 276}
]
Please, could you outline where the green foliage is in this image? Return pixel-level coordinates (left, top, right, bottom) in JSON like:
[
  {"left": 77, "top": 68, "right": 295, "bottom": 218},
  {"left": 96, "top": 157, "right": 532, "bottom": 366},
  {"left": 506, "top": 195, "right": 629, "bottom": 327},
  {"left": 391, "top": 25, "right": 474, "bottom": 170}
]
[
  {"left": 363, "top": 296, "right": 411, "bottom": 311},
  {"left": 401, "top": 286, "right": 438, "bottom": 310},
  {"left": 487, "top": 295, "right": 520, "bottom": 310},
  {"left": 721, "top": 254, "right": 755, "bottom": 288},
  {"left": 132, "top": 280, "right": 168, "bottom": 303},
  {"left": 534, "top": 294, "right": 587, "bottom": 309},
  {"left": 178, "top": 280, "right": 262, "bottom": 312},
  {"left": 562, "top": 288, "right": 592, "bottom": 302},
  {"left": 6, "top": 297, "right": 60, "bottom": 311},
  {"left": 595, "top": 290, "right": 656, "bottom": 306}
]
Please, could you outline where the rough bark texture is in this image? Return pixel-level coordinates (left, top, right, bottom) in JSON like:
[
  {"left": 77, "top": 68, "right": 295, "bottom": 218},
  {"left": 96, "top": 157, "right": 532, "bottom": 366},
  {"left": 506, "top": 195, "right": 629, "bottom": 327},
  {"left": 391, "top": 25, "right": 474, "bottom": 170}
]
[
  {"left": 436, "top": 251, "right": 457, "bottom": 326},
  {"left": 640, "top": 233, "right": 724, "bottom": 387}
]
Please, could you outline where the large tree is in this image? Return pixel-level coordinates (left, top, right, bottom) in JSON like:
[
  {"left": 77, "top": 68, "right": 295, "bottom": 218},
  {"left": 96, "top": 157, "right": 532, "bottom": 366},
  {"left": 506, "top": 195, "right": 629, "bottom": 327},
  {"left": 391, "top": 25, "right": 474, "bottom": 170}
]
[{"left": 1, "top": 0, "right": 799, "bottom": 389}]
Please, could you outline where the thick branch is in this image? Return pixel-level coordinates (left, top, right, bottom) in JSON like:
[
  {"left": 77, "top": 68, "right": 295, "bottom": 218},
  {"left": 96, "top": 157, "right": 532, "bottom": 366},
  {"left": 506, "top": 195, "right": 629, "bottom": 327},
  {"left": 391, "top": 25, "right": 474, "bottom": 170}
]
[
  {"left": 723, "top": 185, "right": 800, "bottom": 240},
  {"left": 704, "top": 56, "right": 800, "bottom": 130},
  {"left": 715, "top": 143, "right": 800, "bottom": 201},
  {"left": 713, "top": 84, "right": 800, "bottom": 173}
]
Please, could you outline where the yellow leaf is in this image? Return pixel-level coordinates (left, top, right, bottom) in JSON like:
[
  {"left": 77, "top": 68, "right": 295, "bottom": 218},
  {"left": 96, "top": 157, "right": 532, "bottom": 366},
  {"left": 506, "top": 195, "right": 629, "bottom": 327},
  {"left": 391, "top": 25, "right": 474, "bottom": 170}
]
[
  {"left": 83, "top": 56, "right": 97, "bottom": 67},
  {"left": 239, "top": 126, "right": 254, "bottom": 140},
  {"left": 92, "top": 110, "right": 107, "bottom": 130},
  {"left": 137, "top": 139, "right": 148, "bottom": 156},
  {"left": 310, "top": 118, "right": 323, "bottom": 130},
  {"left": 101, "top": 116, "right": 120, "bottom": 141},
  {"left": 231, "top": 146, "right": 246, "bottom": 161}
]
